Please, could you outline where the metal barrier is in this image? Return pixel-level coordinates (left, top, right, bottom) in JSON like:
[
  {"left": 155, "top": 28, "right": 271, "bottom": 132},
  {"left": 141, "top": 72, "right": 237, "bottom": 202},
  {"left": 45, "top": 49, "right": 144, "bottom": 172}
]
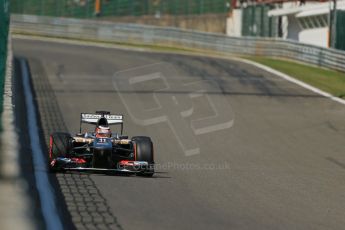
[
  {"left": 0, "top": 0, "right": 10, "bottom": 129},
  {"left": 11, "top": 14, "right": 345, "bottom": 73}
]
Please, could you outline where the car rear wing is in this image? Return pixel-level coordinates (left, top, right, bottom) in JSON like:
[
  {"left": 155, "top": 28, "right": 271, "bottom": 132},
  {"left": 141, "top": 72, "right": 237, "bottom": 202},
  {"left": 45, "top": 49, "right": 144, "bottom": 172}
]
[{"left": 79, "top": 112, "right": 124, "bottom": 134}]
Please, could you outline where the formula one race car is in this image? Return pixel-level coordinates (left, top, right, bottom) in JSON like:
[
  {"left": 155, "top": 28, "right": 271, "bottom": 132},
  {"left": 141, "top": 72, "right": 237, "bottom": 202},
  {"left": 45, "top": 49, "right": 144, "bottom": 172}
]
[{"left": 48, "top": 111, "right": 154, "bottom": 176}]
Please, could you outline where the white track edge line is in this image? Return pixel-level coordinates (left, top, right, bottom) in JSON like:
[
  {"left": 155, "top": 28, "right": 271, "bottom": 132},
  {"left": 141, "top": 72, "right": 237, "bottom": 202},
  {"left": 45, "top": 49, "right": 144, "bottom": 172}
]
[
  {"left": 229, "top": 58, "right": 345, "bottom": 106},
  {"left": 20, "top": 59, "right": 63, "bottom": 230}
]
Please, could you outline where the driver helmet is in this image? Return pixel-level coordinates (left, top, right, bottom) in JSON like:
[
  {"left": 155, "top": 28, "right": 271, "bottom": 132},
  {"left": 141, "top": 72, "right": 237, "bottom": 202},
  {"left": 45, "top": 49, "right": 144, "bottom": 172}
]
[{"left": 95, "top": 126, "right": 111, "bottom": 138}]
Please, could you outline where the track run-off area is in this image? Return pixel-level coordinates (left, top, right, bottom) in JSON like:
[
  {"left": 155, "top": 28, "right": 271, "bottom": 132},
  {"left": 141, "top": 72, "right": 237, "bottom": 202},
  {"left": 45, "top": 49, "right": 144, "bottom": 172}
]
[{"left": 13, "top": 38, "right": 345, "bottom": 230}]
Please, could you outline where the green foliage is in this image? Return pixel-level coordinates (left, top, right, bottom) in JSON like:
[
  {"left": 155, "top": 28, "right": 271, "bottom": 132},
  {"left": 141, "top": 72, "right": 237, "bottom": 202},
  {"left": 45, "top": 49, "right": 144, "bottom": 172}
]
[{"left": 10, "top": 0, "right": 229, "bottom": 18}]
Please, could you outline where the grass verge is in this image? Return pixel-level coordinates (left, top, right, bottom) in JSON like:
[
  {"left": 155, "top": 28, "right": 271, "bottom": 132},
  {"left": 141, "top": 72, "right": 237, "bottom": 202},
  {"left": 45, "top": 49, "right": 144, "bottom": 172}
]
[{"left": 245, "top": 56, "right": 345, "bottom": 98}]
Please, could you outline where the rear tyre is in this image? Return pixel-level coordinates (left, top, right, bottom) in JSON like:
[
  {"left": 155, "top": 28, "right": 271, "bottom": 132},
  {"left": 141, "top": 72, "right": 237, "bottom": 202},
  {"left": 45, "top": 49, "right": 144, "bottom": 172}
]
[
  {"left": 132, "top": 136, "right": 154, "bottom": 177},
  {"left": 49, "top": 132, "right": 72, "bottom": 172}
]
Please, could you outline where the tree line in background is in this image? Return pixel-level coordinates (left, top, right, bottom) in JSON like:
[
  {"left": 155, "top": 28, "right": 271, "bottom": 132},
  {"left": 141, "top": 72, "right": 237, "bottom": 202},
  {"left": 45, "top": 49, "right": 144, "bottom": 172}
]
[{"left": 10, "top": 0, "right": 230, "bottom": 18}]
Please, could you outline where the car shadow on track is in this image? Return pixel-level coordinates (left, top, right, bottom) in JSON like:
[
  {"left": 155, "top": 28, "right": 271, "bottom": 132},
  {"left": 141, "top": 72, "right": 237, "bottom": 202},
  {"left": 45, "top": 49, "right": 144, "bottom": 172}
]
[{"left": 60, "top": 171, "right": 172, "bottom": 179}]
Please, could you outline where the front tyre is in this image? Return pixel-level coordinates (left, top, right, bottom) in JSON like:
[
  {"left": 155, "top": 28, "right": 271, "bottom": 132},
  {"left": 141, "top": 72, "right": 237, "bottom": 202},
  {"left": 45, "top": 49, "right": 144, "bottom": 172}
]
[{"left": 132, "top": 136, "right": 154, "bottom": 177}]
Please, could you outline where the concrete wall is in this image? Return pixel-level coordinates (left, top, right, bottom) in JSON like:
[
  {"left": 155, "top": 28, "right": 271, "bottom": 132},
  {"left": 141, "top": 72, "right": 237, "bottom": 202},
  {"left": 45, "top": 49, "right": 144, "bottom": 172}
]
[
  {"left": 299, "top": 27, "right": 329, "bottom": 47},
  {"left": 226, "top": 9, "right": 242, "bottom": 37},
  {"left": 103, "top": 13, "right": 228, "bottom": 34}
]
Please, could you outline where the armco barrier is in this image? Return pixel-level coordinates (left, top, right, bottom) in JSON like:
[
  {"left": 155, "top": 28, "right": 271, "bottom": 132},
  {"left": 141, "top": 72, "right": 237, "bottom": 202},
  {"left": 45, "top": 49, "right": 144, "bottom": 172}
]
[{"left": 10, "top": 14, "right": 345, "bottom": 73}]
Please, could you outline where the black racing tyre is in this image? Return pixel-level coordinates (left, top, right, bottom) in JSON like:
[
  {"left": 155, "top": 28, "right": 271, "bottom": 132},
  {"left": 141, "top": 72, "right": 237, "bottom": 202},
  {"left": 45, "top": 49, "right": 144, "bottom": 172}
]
[
  {"left": 131, "top": 136, "right": 152, "bottom": 142},
  {"left": 49, "top": 132, "right": 72, "bottom": 172},
  {"left": 132, "top": 136, "right": 154, "bottom": 177}
]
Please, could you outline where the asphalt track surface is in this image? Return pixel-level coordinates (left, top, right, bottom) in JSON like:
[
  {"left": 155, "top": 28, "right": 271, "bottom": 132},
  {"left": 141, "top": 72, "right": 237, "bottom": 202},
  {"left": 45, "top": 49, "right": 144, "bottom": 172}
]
[{"left": 14, "top": 38, "right": 345, "bottom": 230}]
